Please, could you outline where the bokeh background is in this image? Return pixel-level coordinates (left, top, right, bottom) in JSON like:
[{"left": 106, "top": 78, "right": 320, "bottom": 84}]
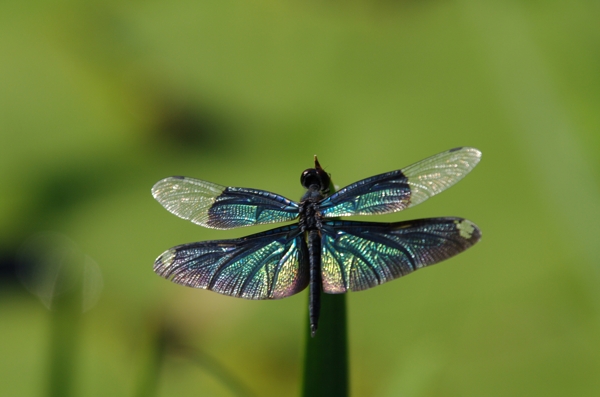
[{"left": 2, "top": 0, "right": 600, "bottom": 396}]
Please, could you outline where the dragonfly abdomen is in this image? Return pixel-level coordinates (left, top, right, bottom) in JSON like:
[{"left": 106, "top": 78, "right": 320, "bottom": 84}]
[{"left": 307, "top": 229, "right": 322, "bottom": 337}]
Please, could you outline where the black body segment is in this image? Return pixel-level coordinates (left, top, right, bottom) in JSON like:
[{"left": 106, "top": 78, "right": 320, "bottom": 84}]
[{"left": 307, "top": 230, "right": 322, "bottom": 337}]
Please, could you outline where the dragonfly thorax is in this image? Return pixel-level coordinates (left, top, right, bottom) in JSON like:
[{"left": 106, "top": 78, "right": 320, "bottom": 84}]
[
  {"left": 299, "top": 158, "right": 329, "bottom": 232},
  {"left": 298, "top": 200, "right": 323, "bottom": 232}
]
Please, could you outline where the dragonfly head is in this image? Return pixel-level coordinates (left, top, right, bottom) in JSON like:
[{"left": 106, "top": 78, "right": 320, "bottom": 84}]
[{"left": 300, "top": 155, "right": 331, "bottom": 194}]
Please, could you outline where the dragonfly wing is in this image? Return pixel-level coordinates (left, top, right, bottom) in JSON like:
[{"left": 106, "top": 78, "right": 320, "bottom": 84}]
[
  {"left": 154, "top": 225, "right": 309, "bottom": 299},
  {"left": 320, "top": 218, "right": 481, "bottom": 293},
  {"left": 152, "top": 176, "right": 299, "bottom": 229},
  {"left": 319, "top": 147, "right": 481, "bottom": 217}
]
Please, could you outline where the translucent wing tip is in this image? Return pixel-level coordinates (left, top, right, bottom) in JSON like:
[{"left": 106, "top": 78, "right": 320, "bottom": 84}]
[
  {"left": 400, "top": 147, "right": 482, "bottom": 209},
  {"left": 151, "top": 176, "right": 185, "bottom": 200},
  {"left": 450, "top": 146, "right": 480, "bottom": 154},
  {"left": 450, "top": 146, "right": 482, "bottom": 167},
  {"left": 151, "top": 179, "right": 164, "bottom": 199}
]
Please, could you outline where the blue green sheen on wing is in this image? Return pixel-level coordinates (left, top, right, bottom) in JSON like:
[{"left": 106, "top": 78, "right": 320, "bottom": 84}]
[
  {"left": 207, "top": 187, "right": 299, "bottom": 228},
  {"left": 319, "top": 147, "right": 481, "bottom": 218},
  {"left": 152, "top": 177, "right": 299, "bottom": 230},
  {"left": 319, "top": 172, "right": 410, "bottom": 216},
  {"left": 153, "top": 225, "right": 309, "bottom": 299},
  {"left": 320, "top": 218, "right": 481, "bottom": 293}
]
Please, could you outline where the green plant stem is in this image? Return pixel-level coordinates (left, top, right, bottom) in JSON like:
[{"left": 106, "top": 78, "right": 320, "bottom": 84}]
[{"left": 301, "top": 293, "right": 348, "bottom": 397}]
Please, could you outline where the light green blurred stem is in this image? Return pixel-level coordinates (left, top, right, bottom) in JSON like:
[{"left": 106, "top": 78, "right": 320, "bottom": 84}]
[
  {"left": 135, "top": 318, "right": 256, "bottom": 397},
  {"left": 133, "top": 321, "right": 166, "bottom": 397},
  {"left": 301, "top": 179, "right": 349, "bottom": 397},
  {"left": 47, "top": 284, "right": 81, "bottom": 397},
  {"left": 178, "top": 345, "right": 258, "bottom": 397}
]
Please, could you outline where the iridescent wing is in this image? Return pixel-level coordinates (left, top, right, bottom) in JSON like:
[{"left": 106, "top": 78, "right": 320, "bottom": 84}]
[
  {"left": 319, "top": 147, "right": 481, "bottom": 218},
  {"left": 152, "top": 176, "right": 300, "bottom": 230},
  {"left": 154, "top": 225, "right": 309, "bottom": 299},
  {"left": 320, "top": 218, "right": 481, "bottom": 293}
]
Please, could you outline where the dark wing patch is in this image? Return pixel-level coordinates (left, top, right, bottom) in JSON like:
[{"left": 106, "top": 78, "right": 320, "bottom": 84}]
[
  {"left": 152, "top": 177, "right": 299, "bottom": 229},
  {"left": 319, "top": 147, "right": 481, "bottom": 217},
  {"left": 320, "top": 218, "right": 481, "bottom": 293},
  {"left": 154, "top": 225, "right": 309, "bottom": 299}
]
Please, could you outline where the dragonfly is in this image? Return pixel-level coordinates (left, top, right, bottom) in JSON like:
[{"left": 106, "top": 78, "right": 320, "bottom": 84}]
[{"left": 152, "top": 147, "right": 482, "bottom": 336}]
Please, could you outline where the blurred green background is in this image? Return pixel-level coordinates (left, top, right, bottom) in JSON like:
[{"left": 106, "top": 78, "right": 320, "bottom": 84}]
[{"left": 2, "top": 0, "right": 600, "bottom": 396}]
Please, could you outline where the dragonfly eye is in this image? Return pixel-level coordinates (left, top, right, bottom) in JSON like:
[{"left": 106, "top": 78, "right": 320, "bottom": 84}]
[
  {"left": 301, "top": 169, "right": 320, "bottom": 189},
  {"left": 301, "top": 168, "right": 331, "bottom": 191}
]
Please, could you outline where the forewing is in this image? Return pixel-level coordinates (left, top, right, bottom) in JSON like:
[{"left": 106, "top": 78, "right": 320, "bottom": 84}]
[
  {"left": 320, "top": 218, "right": 481, "bottom": 293},
  {"left": 154, "top": 225, "right": 309, "bottom": 299},
  {"left": 319, "top": 147, "right": 481, "bottom": 217},
  {"left": 152, "top": 176, "right": 299, "bottom": 229}
]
